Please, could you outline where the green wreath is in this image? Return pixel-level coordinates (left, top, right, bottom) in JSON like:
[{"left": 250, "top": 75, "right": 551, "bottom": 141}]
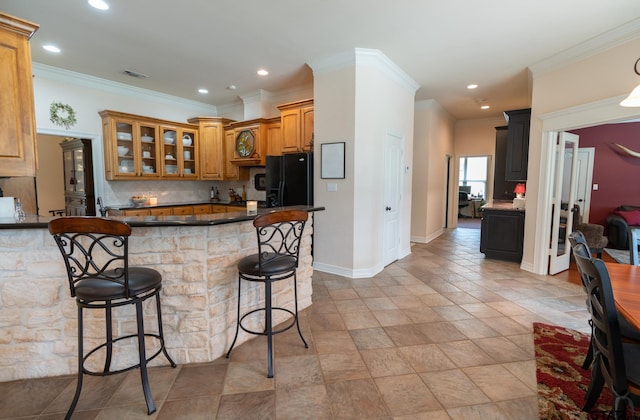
[{"left": 49, "top": 102, "right": 77, "bottom": 130}]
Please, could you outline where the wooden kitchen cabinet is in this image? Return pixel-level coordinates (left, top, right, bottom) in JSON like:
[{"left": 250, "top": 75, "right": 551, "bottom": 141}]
[
  {"left": 100, "top": 110, "right": 198, "bottom": 180},
  {"left": 159, "top": 125, "right": 198, "bottom": 179},
  {"left": 100, "top": 110, "right": 160, "bottom": 180},
  {"left": 266, "top": 117, "right": 282, "bottom": 156},
  {"left": 149, "top": 207, "right": 172, "bottom": 216},
  {"left": 0, "top": 13, "right": 39, "bottom": 177},
  {"left": 121, "top": 208, "right": 150, "bottom": 217},
  {"left": 210, "top": 204, "right": 228, "bottom": 213},
  {"left": 188, "top": 117, "right": 234, "bottom": 180},
  {"left": 225, "top": 119, "right": 269, "bottom": 167},
  {"left": 277, "top": 99, "right": 314, "bottom": 154},
  {"left": 223, "top": 129, "right": 247, "bottom": 180},
  {"left": 61, "top": 139, "right": 95, "bottom": 216},
  {"left": 172, "top": 205, "right": 194, "bottom": 215},
  {"left": 504, "top": 108, "right": 531, "bottom": 181},
  {"left": 193, "top": 204, "right": 212, "bottom": 214}
]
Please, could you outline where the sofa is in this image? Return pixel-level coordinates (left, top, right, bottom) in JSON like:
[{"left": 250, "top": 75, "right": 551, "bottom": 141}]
[{"left": 606, "top": 205, "right": 640, "bottom": 249}]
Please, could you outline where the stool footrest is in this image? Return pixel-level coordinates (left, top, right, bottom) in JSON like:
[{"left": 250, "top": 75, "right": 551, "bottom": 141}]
[
  {"left": 82, "top": 333, "right": 174, "bottom": 376},
  {"left": 238, "top": 307, "right": 297, "bottom": 337}
]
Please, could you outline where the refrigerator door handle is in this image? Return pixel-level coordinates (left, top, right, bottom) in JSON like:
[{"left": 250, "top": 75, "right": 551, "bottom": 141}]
[{"left": 278, "top": 180, "right": 285, "bottom": 206}]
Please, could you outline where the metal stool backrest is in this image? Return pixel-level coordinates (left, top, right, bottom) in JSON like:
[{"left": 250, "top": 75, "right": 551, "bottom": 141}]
[
  {"left": 49, "top": 217, "right": 133, "bottom": 299},
  {"left": 253, "top": 210, "right": 308, "bottom": 276},
  {"left": 573, "top": 252, "right": 634, "bottom": 410}
]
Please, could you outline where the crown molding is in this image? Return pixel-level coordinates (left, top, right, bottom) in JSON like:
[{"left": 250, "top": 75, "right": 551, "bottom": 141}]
[
  {"left": 530, "top": 18, "right": 640, "bottom": 76},
  {"left": 32, "top": 63, "right": 218, "bottom": 114},
  {"left": 308, "top": 48, "right": 419, "bottom": 94}
]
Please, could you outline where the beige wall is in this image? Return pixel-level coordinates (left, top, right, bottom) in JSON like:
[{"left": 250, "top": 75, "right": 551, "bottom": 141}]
[
  {"left": 411, "top": 100, "right": 455, "bottom": 242},
  {"left": 312, "top": 50, "right": 417, "bottom": 277},
  {"left": 525, "top": 37, "right": 640, "bottom": 273},
  {"left": 313, "top": 66, "right": 356, "bottom": 274}
]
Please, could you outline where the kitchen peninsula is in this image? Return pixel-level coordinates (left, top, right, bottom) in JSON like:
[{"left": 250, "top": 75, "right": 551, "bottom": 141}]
[{"left": 0, "top": 206, "right": 322, "bottom": 382}]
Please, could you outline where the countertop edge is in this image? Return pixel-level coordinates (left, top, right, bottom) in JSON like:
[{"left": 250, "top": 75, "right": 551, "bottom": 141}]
[{"left": 0, "top": 206, "right": 325, "bottom": 229}]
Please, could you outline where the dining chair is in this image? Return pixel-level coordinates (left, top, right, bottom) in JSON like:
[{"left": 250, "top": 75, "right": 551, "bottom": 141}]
[
  {"left": 49, "top": 217, "right": 176, "bottom": 418},
  {"left": 573, "top": 251, "right": 640, "bottom": 418},
  {"left": 225, "top": 209, "right": 309, "bottom": 378}
]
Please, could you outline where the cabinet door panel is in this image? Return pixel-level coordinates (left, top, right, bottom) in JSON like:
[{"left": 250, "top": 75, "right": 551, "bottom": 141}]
[
  {"left": 0, "top": 18, "right": 38, "bottom": 177},
  {"left": 301, "top": 106, "right": 314, "bottom": 151},
  {"left": 280, "top": 110, "right": 301, "bottom": 153},
  {"left": 172, "top": 206, "right": 194, "bottom": 215},
  {"left": 149, "top": 207, "right": 172, "bottom": 216}
]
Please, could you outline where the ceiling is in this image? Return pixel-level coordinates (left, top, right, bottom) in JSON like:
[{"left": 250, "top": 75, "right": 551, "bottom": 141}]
[{"left": 3, "top": 0, "right": 640, "bottom": 120}]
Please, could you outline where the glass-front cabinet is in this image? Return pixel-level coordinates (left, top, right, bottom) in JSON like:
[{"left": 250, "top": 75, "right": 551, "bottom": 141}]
[
  {"left": 100, "top": 110, "right": 198, "bottom": 180},
  {"left": 160, "top": 125, "right": 198, "bottom": 178},
  {"left": 60, "top": 139, "right": 95, "bottom": 216}
]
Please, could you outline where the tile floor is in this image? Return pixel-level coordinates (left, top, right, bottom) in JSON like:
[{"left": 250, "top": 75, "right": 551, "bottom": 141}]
[{"left": 0, "top": 227, "right": 590, "bottom": 419}]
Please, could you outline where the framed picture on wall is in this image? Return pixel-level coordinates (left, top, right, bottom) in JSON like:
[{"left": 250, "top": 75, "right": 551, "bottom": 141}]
[{"left": 321, "top": 142, "right": 345, "bottom": 179}]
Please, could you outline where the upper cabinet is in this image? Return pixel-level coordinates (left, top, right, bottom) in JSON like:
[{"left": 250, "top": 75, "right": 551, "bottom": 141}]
[
  {"left": 100, "top": 110, "right": 198, "bottom": 180},
  {"left": 225, "top": 119, "right": 269, "bottom": 167},
  {"left": 265, "top": 117, "right": 282, "bottom": 156},
  {"left": 188, "top": 116, "right": 234, "bottom": 180},
  {"left": 277, "top": 99, "right": 314, "bottom": 154},
  {"left": 504, "top": 108, "right": 531, "bottom": 182},
  {"left": 0, "top": 13, "right": 39, "bottom": 177}
]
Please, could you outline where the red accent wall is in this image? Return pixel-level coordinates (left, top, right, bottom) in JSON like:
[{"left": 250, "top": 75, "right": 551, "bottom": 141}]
[{"left": 570, "top": 122, "right": 640, "bottom": 227}]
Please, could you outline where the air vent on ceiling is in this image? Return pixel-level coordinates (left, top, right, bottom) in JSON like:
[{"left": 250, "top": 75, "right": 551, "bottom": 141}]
[{"left": 124, "top": 69, "right": 149, "bottom": 78}]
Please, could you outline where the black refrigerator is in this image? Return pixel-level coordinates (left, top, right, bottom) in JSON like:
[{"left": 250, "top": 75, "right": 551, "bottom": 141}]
[{"left": 265, "top": 152, "right": 313, "bottom": 208}]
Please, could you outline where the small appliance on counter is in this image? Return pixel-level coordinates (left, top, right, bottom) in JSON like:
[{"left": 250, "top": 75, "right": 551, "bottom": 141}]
[
  {"left": 265, "top": 152, "right": 313, "bottom": 208},
  {"left": 0, "top": 197, "right": 15, "bottom": 218}
]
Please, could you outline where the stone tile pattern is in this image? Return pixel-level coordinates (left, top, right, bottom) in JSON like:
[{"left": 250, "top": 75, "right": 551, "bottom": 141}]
[
  {"left": 0, "top": 228, "right": 591, "bottom": 419},
  {"left": 0, "top": 218, "right": 314, "bottom": 381}
]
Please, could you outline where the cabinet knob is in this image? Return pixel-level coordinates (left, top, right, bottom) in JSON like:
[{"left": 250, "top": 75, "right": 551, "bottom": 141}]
[{"left": 385, "top": 206, "right": 391, "bottom": 211}]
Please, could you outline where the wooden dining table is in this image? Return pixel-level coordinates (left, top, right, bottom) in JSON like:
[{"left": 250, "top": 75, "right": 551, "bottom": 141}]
[{"left": 605, "top": 262, "right": 640, "bottom": 329}]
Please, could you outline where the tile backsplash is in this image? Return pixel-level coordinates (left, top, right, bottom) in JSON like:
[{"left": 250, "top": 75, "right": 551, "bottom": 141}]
[{"left": 103, "top": 167, "right": 266, "bottom": 206}]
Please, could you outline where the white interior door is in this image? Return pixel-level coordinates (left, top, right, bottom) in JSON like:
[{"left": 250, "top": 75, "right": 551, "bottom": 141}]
[
  {"left": 549, "top": 131, "right": 579, "bottom": 274},
  {"left": 383, "top": 133, "right": 403, "bottom": 266},
  {"left": 575, "top": 148, "right": 595, "bottom": 222}
]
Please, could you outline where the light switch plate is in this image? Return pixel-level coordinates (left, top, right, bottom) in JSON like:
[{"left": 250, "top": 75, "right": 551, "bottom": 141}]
[{"left": 327, "top": 183, "right": 337, "bottom": 192}]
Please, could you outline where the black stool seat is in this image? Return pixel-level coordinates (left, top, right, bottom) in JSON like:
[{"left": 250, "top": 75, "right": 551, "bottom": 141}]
[
  {"left": 237, "top": 253, "right": 297, "bottom": 278},
  {"left": 49, "top": 216, "right": 176, "bottom": 419},
  {"left": 226, "top": 210, "right": 309, "bottom": 378},
  {"left": 75, "top": 267, "right": 162, "bottom": 301}
]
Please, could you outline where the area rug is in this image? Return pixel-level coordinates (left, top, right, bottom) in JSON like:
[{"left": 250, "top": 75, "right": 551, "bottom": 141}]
[
  {"left": 604, "top": 248, "right": 630, "bottom": 265},
  {"left": 534, "top": 322, "right": 640, "bottom": 419}
]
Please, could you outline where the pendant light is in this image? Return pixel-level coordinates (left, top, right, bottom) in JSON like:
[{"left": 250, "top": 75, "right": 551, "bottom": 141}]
[{"left": 620, "top": 57, "right": 640, "bottom": 107}]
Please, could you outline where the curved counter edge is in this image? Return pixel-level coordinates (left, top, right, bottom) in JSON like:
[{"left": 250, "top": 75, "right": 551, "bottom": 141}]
[{"left": 0, "top": 205, "right": 325, "bottom": 229}]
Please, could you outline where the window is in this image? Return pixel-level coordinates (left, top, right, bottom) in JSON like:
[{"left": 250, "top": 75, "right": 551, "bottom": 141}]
[{"left": 459, "top": 156, "right": 488, "bottom": 198}]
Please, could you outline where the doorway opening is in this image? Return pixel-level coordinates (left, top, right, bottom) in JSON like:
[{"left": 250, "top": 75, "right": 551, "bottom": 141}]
[{"left": 457, "top": 155, "right": 488, "bottom": 228}]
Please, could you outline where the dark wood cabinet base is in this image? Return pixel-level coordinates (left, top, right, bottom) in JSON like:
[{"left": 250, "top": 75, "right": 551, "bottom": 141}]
[{"left": 480, "top": 207, "right": 525, "bottom": 262}]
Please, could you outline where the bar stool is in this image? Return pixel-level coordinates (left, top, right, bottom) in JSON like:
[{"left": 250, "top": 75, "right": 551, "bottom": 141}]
[
  {"left": 226, "top": 210, "right": 309, "bottom": 378},
  {"left": 48, "top": 217, "right": 176, "bottom": 419}
]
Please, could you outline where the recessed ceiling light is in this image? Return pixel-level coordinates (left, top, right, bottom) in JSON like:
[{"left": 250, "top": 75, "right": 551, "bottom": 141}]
[
  {"left": 257, "top": 69, "right": 269, "bottom": 76},
  {"left": 43, "top": 44, "right": 61, "bottom": 53},
  {"left": 467, "top": 84, "right": 478, "bottom": 89},
  {"left": 481, "top": 105, "right": 490, "bottom": 110},
  {"left": 227, "top": 85, "right": 237, "bottom": 90},
  {"left": 198, "top": 88, "right": 209, "bottom": 94},
  {"left": 88, "top": 0, "right": 109, "bottom": 10}
]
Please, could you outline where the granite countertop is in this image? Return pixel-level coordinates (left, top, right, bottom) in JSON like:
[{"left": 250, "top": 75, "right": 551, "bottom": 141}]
[
  {"left": 481, "top": 200, "right": 525, "bottom": 212},
  {"left": 0, "top": 205, "right": 324, "bottom": 229}
]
